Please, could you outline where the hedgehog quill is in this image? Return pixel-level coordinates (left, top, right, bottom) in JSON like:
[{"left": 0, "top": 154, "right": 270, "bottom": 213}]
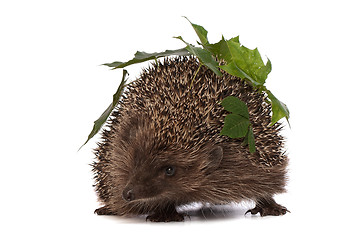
[{"left": 86, "top": 18, "right": 290, "bottom": 222}]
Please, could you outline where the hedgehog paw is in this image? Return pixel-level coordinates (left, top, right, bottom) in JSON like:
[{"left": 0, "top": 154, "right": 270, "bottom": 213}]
[
  {"left": 94, "top": 206, "right": 117, "bottom": 215},
  {"left": 146, "top": 210, "right": 184, "bottom": 222},
  {"left": 246, "top": 198, "right": 289, "bottom": 217}
]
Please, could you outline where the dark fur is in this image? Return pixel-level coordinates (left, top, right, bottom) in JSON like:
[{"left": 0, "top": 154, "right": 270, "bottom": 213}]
[{"left": 92, "top": 57, "right": 288, "bottom": 222}]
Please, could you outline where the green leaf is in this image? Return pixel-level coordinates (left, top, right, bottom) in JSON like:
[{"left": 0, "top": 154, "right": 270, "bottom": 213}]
[
  {"left": 209, "top": 37, "right": 271, "bottom": 86},
  {"left": 79, "top": 69, "right": 128, "bottom": 150},
  {"left": 103, "top": 48, "right": 191, "bottom": 69},
  {"left": 183, "top": 16, "right": 209, "bottom": 45},
  {"left": 266, "top": 89, "right": 290, "bottom": 125},
  {"left": 226, "top": 40, "right": 271, "bottom": 85},
  {"left": 174, "top": 36, "right": 222, "bottom": 76},
  {"left": 236, "top": 45, "right": 271, "bottom": 85},
  {"left": 220, "top": 114, "right": 249, "bottom": 138},
  {"left": 257, "top": 57, "right": 272, "bottom": 85},
  {"left": 221, "top": 96, "right": 255, "bottom": 153},
  {"left": 206, "top": 36, "right": 240, "bottom": 59},
  {"left": 221, "top": 96, "right": 249, "bottom": 119}
]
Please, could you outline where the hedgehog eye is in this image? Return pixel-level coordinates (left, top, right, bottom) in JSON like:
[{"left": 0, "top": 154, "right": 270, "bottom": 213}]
[{"left": 165, "top": 166, "right": 175, "bottom": 176}]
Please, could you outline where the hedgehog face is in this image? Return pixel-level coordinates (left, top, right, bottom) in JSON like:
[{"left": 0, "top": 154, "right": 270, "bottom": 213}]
[
  {"left": 114, "top": 115, "right": 224, "bottom": 203},
  {"left": 121, "top": 144, "right": 224, "bottom": 203},
  {"left": 121, "top": 156, "right": 182, "bottom": 202}
]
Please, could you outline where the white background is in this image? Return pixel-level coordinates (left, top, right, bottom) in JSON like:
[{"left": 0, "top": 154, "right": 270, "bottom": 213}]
[{"left": 1, "top": 0, "right": 360, "bottom": 239}]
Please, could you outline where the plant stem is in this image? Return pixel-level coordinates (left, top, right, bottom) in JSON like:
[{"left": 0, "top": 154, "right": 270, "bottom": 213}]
[{"left": 190, "top": 64, "right": 202, "bottom": 88}]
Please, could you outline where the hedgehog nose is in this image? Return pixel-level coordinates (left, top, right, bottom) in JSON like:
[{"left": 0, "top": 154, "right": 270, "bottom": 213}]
[{"left": 122, "top": 188, "right": 135, "bottom": 202}]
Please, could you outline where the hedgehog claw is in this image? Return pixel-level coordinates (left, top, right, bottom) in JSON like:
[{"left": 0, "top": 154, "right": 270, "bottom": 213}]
[
  {"left": 246, "top": 199, "right": 289, "bottom": 217},
  {"left": 245, "top": 206, "right": 262, "bottom": 216},
  {"left": 94, "top": 206, "right": 117, "bottom": 215}
]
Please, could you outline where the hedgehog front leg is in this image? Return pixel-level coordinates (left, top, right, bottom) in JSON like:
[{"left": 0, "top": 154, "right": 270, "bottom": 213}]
[
  {"left": 146, "top": 204, "right": 184, "bottom": 222},
  {"left": 246, "top": 197, "right": 289, "bottom": 217}
]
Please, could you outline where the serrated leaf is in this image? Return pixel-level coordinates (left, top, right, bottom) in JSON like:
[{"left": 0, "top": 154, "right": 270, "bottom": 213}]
[
  {"left": 257, "top": 57, "right": 272, "bottom": 85},
  {"left": 209, "top": 37, "right": 271, "bottom": 86},
  {"left": 183, "top": 16, "right": 208, "bottom": 45},
  {"left": 79, "top": 69, "right": 128, "bottom": 150},
  {"left": 266, "top": 89, "right": 290, "bottom": 125},
  {"left": 220, "top": 114, "right": 249, "bottom": 138},
  {"left": 236, "top": 45, "right": 271, "bottom": 85},
  {"left": 206, "top": 36, "right": 239, "bottom": 59},
  {"left": 221, "top": 96, "right": 249, "bottom": 119},
  {"left": 175, "top": 36, "right": 222, "bottom": 76},
  {"left": 103, "top": 48, "right": 191, "bottom": 69},
  {"left": 226, "top": 40, "right": 271, "bottom": 85}
]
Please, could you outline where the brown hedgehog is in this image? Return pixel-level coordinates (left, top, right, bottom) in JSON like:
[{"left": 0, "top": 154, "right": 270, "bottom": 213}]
[{"left": 92, "top": 57, "right": 288, "bottom": 222}]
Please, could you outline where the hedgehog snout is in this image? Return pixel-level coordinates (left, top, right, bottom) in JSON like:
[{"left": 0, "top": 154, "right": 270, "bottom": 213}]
[{"left": 122, "top": 186, "right": 135, "bottom": 202}]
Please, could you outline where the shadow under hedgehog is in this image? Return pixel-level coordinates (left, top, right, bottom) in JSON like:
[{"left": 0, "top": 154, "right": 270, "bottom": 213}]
[{"left": 92, "top": 57, "right": 289, "bottom": 222}]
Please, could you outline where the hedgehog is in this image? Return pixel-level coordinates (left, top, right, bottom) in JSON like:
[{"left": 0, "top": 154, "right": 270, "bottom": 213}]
[{"left": 92, "top": 57, "right": 289, "bottom": 222}]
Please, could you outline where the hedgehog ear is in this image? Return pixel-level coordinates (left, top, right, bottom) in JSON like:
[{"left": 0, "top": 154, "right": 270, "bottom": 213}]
[{"left": 204, "top": 146, "right": 223, "bottom": 173}]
